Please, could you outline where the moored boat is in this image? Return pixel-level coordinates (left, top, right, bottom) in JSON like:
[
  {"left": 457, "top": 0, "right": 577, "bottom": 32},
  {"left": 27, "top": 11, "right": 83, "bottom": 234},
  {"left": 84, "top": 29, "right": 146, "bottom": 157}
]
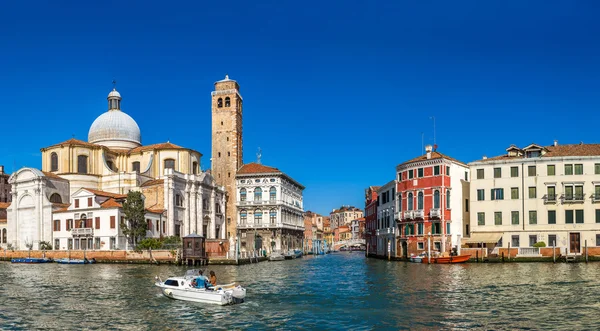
[
  {"left": 269, "top": 251, "right": 285, "bottom": 261},
  {"left": 11, "top": 258, "right": 53, "bottom": 263},
  {"left": 293, "top": 249, "right": 303, "bottom": 259},
  {"left": 154, "top": 270, "right": 246, "bottom": 305},
  {"left": 420, "top": 254, "right": 471, "bottom": 264},
  {"left": 55, "top": 258, "right": 96, "bottom": 264},
  {"left": 409, "top": 253, "right": 426, "bottom": 263}
]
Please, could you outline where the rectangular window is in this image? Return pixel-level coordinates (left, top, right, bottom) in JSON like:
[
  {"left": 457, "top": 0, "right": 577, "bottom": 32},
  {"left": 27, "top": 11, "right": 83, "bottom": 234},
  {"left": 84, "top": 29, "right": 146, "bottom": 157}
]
[
  {"left": 417, "top": 242, "right": 424, "bottom": 250},
  {"left": 528, "top": 187, "right": 537, "bottom": 199},
  {"left": 529, "top": 211, "right": 537, "bottom": 224},
  {"left": 66, "top": 219, "right": 72, "bottom": 231},
  {"left": 54, "top": 239, "right": 60, "bottom": 250},
  {"left": 574, "top": 164, "right": 583, "bottom": 175},
  {"left": 548, "top": 235, "right": 557, "bottom": 247},
  {"left": 147, "top": 219, "right": 152, "bottom": 230},
  {"left": 418, "top": 168, "right": 423, "bottom": 178},
  {"left": 417, "top": 223, "right": 424, "bottom": 235},
  {"left": 110, "top": 237, "right": 116, "bottom": 250},
  {"left": 74, "top": 239, "right": 80, "bottom": 250},
  {"left": 446, "top": 223, "right": 450, "bottom": 234},
  {"left": 595, "top": 163, "right": 600, "bottom": 175},
  {"left": 511, "top": 235, "right": 520, "bottom": 247},
  {"left": 597, "top": 235, "right": 600, "bottom": 247},
  {"left": 494, "top": 212, "right": 502, "bottom": 225},
  {"left": 477, "top": 212, "right": 485, "bottom": 226},
  {"left": 576, "top": 210, "right": 584, "bottom": 223},
  {"left": 464, "top": 171, "right": 468, "bottom": 181},
  {"left": 95, "top": 237, "right": 100, "bottom": 249},
  {"left": 75, "top": 199, "right": 79, "bottom": 208},
  {"left": 596, "top": 209, "right": 600, "bottom": 223},
  {"left": 432, "top": 222, "right": 441, "bottom": 235},
  {"left": 528, "top": 166, "right": 536, "bottom": 176},
  {"left": 409, "top": 170, "right": 414, "bottom": 179},
  {"left": 434, "top": 242, "right": 441, "bottom": 251},
  {"left": 595, "top": 185, "right": 600, "bottom": 200},
  {"left": 477, "top": 169, "right": 484, "bottom": 179},
  {"left": 547, "top": 165, "right": 555, "bottom": 176},
  {"left": 575, "top": 185, "right": 584, "bottom": 200},
  {"left": 511, "top": 211, "right": 519, "bottom": 225},
  {"left": 465, "top": 199, "right": 469, "bottom": 212},
  {"left": 88, "top": 197, "right": 92, "bottom": 207},
  {"left": 511, "top": 187, "right": 519, "bottom": 199},
  {"left": 163, "top": 221, "right": 166, "bottom": 233},
  {"left": 565, "top": 210, "right": 574, "bottom": 224},
  {"left": 510, "top": 167, "right": 519, "bottom": 177},
  {"left": 53, "top": 220, "right": 60, "bottom": 231},
  {"left": 547, "top": 186, "right": 556, "bottom": 201},
  {"left": 110, "top": 216, "right": 116, "bottom": 229},
  {"left": 446, "top": 166, "right": 450, "bottom": 175},
  {"left": 434, "top": 165, "right": 440, "bottom": 176},
  {"left": 95, "top": 217, "right": 100, "bottom": 229},
  {"left": 68, "top": 239, "right": 73, "bottom": 250},
  {"left": 548, "top": 210, "right": 556, "bottom": 224},
  {"left": 494, "top": 168, "right": 501, "bottom": 178},
  {"left": 491, "top": 188, "right": 504, "bottom": 200},
  {"left": 477, "top": 189, "right": 485, "bottom": 201},
  {"left": 565, "top": 164, "right": 573, "bottom": 175},
  {"left": 529, "top": 235, "right": 537, "bottom": 247},
  {"left": 565, "top": 186, "right": 573, "bottom": 200}
]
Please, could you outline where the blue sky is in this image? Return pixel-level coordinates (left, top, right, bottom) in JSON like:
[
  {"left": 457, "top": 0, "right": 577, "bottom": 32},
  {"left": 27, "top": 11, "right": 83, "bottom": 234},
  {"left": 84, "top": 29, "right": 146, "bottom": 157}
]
[{"left": 0, "top": 1, "right": 599, "bottom": 215}]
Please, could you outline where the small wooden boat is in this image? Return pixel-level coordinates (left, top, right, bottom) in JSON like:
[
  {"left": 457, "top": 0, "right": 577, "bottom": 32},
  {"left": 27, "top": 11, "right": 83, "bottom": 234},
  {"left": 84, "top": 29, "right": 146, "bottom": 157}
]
[
  {"left": 421, "top": 254, "right": 471, "bottom": 264},
  {"left": 11, "top": 258, "right": 53, "bottom": 263},
  {"left": 269, "top": 251, "right": 285, "bottom": 261},
  {"left": 55, "top": 258, "right": 96, "bottom": 264}
]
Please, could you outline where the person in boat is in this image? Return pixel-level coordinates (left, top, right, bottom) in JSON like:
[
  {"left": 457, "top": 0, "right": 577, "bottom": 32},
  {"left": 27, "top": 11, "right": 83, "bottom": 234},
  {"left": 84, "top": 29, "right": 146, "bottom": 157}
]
[
  {"left": 209, "top": 271, "right": 217, "bottom": 286},
  {"left": 192, "top": 270, "right": 210, "bottom": 289}
]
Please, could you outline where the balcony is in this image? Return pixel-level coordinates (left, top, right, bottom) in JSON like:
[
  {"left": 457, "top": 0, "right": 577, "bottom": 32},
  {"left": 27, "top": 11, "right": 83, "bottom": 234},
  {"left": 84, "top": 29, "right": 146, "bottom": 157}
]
[
  {"left": 413, "top": 209, "right": 425, "bottom": 219},
  {"left": 562, "top": 194, "right": 585, "bottom": 204},
  {"left": 72, "top": 228, "right": 93, "bottom": 237},
  {"left": 593, "top": 194, "right": 600, "bottom": 203},
  {"left": 543, "top": 194, "right": 557, "bottom": 204},
  {"left": 403, "top": 211, "right": 414, "bottom": 220},
  {"left": 430, "top": 208, "right": 441, "bottom": 219}
]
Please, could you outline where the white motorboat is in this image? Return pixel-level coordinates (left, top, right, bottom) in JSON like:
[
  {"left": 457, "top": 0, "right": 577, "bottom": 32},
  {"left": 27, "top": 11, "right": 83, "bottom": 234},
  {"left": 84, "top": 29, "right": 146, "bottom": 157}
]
[
  {"left": 155, "top": 270, "right": 246, "bottom": 305},
  {"left": 269, "top": 251, "right": 285, "bottom": 261},
  {"left": 409, "top": 253, "right": 427, "bottom": 263}
]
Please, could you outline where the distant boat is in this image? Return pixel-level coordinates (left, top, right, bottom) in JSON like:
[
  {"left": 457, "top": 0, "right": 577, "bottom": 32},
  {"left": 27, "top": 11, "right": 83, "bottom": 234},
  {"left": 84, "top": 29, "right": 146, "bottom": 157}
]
[
  {"left": 55, "top": 258, "right": 96, "bottom": 264},
  {"left": 268, "top": 251, "right": 285, "bottom": 261},
  {"left": 409, "top": 253, "right": 426, "bottom": 263},
  {"left": 293, "top": 249, "right": 303, "bottom": 259},
  {"left": 11, "top": 258, "right": 53, "bottom": 263}
]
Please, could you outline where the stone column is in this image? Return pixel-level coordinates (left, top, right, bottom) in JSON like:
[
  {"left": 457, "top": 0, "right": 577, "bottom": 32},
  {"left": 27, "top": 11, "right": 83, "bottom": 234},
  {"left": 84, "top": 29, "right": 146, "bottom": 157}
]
[
  {"left": 166, "top": 177, "right": 174, "bottom": 236},
  {"left": 190, "top": 183, "right": 197, "bottom": 235},
  {"left": 210, "top": 189, "right": 216, "bottom": 239},
  {"left": 198, "top": 188, "right": 204, "bottom": 237},
  {"left": 184, "top": 181, "right": 191, "bottom": 237}
]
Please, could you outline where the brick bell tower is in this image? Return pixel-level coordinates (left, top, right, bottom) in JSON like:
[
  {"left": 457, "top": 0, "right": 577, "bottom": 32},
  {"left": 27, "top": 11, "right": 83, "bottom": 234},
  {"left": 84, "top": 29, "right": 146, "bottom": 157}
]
[{"left": 211, "top": 75, "right": 243, "bottom": 241}]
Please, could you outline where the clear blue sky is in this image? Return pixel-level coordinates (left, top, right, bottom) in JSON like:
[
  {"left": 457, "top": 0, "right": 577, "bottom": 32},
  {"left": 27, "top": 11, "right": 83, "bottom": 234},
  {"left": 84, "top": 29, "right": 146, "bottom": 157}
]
[{"left": 1, "top": 1, "right": 599, "bottom": 215}]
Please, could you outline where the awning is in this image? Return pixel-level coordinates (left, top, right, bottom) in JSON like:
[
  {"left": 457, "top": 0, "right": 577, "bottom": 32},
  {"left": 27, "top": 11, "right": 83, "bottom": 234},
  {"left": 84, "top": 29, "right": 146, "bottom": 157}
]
[{"left": 462, "top": 232, "right": 503, "bottom": 244}]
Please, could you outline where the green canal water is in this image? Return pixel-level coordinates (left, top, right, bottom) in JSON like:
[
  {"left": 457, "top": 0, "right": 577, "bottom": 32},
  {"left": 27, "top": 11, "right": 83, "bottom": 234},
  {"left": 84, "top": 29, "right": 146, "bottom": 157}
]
[{"left": 2, "top": 253, "right": 600, "bottom": 330}]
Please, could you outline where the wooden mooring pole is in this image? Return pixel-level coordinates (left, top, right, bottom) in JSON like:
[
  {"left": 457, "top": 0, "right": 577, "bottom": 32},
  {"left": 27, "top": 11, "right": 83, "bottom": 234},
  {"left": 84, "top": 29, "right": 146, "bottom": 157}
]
[
  {"left": 585, "top": 240, "right": 588, "bottom": 263},
  {"left": 502, "top": 252, "right": 504, "bottom": 263},
  {"left": 476, "top": 250, "right": 479, "bottom": 263},
  {"left": 508, "top": 243, "right": 511, "bottom": 261},
  {"left": 553, "top": 240, "right": 556, "bottom": 263}
]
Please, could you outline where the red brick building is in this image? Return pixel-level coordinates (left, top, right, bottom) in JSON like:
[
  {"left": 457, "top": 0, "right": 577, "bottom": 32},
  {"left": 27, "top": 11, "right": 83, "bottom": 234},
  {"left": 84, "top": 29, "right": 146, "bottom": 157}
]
[
  {"left": 396, "top": 146, "right": 469, "bottom": 258},
  {"left": 364, "top": 186, "right": 379, "bottom": 255}
]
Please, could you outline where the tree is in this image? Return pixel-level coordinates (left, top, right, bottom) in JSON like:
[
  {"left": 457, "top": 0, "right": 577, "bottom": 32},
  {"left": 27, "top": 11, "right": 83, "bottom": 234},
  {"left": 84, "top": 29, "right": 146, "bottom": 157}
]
[
  {"left": 39, "top": 241, "right": 53, "bottom": 251},
  {"left": 121, "top": 191, "right": 147, "bottom": 247},
  {"left": 136, "top": 238, "right": 163, "bottom": 251}
]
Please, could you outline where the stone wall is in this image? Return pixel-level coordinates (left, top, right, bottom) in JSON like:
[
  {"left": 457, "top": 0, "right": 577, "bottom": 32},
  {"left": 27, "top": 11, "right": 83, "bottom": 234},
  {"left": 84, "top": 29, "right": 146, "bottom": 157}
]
[
  {"left": 205, "top": 239, "right": 230, "bottom": 257},
  {"left": 0, "top": 249, "right": 176, "bottom": 262}
]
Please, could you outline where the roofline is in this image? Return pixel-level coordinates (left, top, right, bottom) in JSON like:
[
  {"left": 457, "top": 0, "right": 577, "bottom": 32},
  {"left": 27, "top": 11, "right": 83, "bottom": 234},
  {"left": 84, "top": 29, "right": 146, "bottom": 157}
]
[{"left": 236, "top": 171, "right": 305, "bottom": 189}]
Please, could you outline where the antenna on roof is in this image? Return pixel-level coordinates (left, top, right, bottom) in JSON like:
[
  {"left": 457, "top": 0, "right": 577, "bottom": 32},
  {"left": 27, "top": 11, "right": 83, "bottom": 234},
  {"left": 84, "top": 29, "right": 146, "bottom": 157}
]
[
  {"left": 430, "top": 116, "right": 436, "bottom": 149},
  {"left": 256, "top": 147, "right": 262, "bottom": 164}
]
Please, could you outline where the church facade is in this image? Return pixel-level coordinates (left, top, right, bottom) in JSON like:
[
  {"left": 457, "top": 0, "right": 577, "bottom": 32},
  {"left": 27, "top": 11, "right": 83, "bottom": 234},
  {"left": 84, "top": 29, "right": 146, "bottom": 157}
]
[{"left": 5, "top": 87, "right": 225, "bottom": 250}]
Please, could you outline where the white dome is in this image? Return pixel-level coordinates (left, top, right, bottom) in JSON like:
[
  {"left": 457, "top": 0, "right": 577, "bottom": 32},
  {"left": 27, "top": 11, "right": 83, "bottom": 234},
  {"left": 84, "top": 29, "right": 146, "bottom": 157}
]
[
  {"left": 108, "top": 89, "right": 121, "bottom": 98},
  {"left": 88, "top": 111, "right": 141, "bottom": 147}
]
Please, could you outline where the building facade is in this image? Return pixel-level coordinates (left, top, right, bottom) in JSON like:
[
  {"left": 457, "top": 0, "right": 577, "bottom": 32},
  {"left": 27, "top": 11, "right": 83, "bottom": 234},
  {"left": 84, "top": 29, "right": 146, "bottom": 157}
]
[
  {"left": 468, "top": 142, "right": 600, "bottom": 255},
  {"left": 376, "top": 181, "right": 397, "bottom": 257},
  {"left": 330, "top": 206, "right": 363, "bottom": 229},
  {"left": 396, "top": 146, "right": 469, "bottom": 258},
  {"left": 0, "top": 165, "right": 11, "bottom": 203},
  {"left": 211, "top": 75, "right": 244, "bottom": 242},
  {"left": 235, "top": 163, "right": 305, "bottom": 254},
  {"left": 364, "top": 186, "right": 379, "bottom": 254}
]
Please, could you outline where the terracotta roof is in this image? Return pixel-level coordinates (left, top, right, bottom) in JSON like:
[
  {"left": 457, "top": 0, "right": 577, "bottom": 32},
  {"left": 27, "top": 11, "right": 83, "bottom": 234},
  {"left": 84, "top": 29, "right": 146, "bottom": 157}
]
[
  {"left": 401, "top": 151, "right": 467, "bottom": 166},
  {"left": 237, "top": 163, "right": 282, "bottom": 174},
  {"left": 0, "top": 202, "right": 11, "bottom": 209},
  {"left": 146, "top": 208, "right": 165, "bottom": 214},
  {"left": 472, "top": 143, "right": 600, "bottom": 163},
  {"left": 128, "top": 142, "right": 185, "bottom": 154},
  {"left": 42, "top": 171, "right": 67, "bottom": 180},
  {"left": 100, "top": 198, "right": 123, "bottom": 208},
  {"left": 83, "top": 188, "right": 127, "bottom": 199},
  {"left": 43, "top": 138, "right": 101, "bottom": 150},
  {"left": 141, "top": 179, "right": 164, "bottom": 187}
]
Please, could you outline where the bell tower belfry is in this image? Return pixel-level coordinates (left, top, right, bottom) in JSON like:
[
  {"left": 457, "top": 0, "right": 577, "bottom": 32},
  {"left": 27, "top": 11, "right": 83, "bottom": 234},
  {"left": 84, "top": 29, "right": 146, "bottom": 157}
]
[{"left": 211, "top": 75, "right": 243, "bottom": 240}]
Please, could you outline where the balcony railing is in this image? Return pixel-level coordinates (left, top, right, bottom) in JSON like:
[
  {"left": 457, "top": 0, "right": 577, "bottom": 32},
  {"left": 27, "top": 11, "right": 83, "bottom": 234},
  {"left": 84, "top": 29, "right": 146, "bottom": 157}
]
[
  {"left": 517, "top": 247, "right": 541, "bottom": 257},
  {"left": 430, "top": 208, "right": 441, "bottom": 218},
  {"left": 562, "top": 194, "right": 585, "bottom": 203},
  {"left": 72, "top": 228, "right": 93, "bottom": 236},
  {"left": 592, "top": 194, "right": 600, "bottom": 202},
  {"left": 543, "top": 194, "right": 557, "bottom": 204},
  {"left": 413, "top": 210, "right": 425, "bottom": 219},
  {"left": 403, "top": 211, "right": 414, "bottom": 220}
]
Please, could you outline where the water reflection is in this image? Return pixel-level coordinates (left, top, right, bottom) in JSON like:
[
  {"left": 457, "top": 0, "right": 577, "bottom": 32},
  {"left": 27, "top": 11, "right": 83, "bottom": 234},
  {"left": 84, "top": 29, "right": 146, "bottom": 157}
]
[{"left": 2, "top": 255, "right": 600, "bottom": 329}]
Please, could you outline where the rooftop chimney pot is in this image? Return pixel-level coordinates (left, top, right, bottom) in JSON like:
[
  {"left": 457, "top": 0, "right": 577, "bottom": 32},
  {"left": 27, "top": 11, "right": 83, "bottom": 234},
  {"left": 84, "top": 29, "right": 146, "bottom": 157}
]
[{"left": 554, "top": 140, "right": 558, "bottom": 147}]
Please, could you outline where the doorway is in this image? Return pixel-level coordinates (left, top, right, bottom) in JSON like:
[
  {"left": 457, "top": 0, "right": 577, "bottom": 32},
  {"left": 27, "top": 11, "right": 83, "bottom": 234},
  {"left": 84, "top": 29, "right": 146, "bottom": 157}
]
[
  {"left": 569, "top": 232, "right": 580, "bottom": 254},
  {"left": 402, "top": 241, "right": 408, "bottom": 259}
]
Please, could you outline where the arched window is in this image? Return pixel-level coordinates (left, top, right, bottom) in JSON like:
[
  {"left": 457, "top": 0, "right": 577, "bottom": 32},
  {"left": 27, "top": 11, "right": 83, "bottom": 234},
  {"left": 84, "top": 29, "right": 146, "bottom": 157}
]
[
  {"left": 240, "top": 188, "right": 247, "bottom": 201},
  {"left": 106, "top": 161, "right": 114, "bottom": 171},
  {"left": 50, "top": 152, "right": 58, "bottom": 172},
  {"left": 225, "top": 97, "right": 231, "bottom": 107},
  {"left": 217, "top": 98, "right": 223, "bottom": 108},
  {"left": 77, "top": 155, "right": 88, "bottom": 174},
  {"left": 240, "top": 209, "right": 247, "bottom": 223},
  {"left": 418, "top": 192, "right": 423, "bottom": 210},
  {"left": 164, "top": 159, "right": 175, "bottom": 170},
  {"left": 408, "top": 193, "right": 414, "bottom": 210},
  {"left": 192, "top": 161, "right": 198, "bottom": 175},
  {"left": 80, "top": 214, "right": 87, "bottom": 228},
  {"left": 446, "top": 190, "right": 451, "bottom": 208},
  {"left": 254, "top": 209, "right": 262, "bottom": 224},
  {"left": 434, "top": 190, "right": 440, "bottom": 209},
  {"left": 254, "top": 188, "right": 262, "bottom": 201},
  {"left": 49, "top": 193, "right": 62, "bottom": 204},
  {"left": 132, "top": 161, "right": 140, "bottom": 173},
  {"left": 270, "top": 209, "right": 277, "bottom": 224},
  {"left": 269, "top": 187, "right": 276, "bottom": 201}
]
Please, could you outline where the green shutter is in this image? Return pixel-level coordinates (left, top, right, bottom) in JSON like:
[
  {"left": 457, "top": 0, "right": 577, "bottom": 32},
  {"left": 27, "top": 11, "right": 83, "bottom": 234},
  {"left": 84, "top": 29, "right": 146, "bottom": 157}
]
[
  {"left": 565, "top": 210, "right": 574, "bottom": 224},
  {"left": 576, "top": 210, "right": 584, "bottom": 223}
]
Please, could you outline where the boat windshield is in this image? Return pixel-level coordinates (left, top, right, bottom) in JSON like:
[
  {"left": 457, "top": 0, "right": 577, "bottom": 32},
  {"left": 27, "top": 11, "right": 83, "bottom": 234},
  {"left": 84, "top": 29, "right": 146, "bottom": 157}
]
[{"left": 164, "top": 279, "right": 180, "bottom": 287}]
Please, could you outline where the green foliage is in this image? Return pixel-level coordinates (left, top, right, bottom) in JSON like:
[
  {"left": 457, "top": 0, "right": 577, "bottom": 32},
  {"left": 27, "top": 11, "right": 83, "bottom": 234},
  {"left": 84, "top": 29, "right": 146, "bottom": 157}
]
[
  {"left": 7, "top": 243, "right": 14, "bottom": 251},
  {"left": 136, "top": 238, "right": 163, "bottom": 251},
  {"left": 162, "top": 236, "right": 182, "bottom": 246},
  {"left": 533, "top": 241, "right": 546, "bottom": 248},
  {"left": 121, "top": 191, "right": 147, "bottom": 247},
  {"left": 39, "top": 241, "right": 53, "bottom": 251}
]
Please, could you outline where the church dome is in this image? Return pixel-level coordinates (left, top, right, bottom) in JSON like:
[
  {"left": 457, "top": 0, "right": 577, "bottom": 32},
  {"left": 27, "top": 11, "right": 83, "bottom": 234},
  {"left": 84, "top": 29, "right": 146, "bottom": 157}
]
[{"left": 88, "top": 89, "right": 141, "bottom": 149}]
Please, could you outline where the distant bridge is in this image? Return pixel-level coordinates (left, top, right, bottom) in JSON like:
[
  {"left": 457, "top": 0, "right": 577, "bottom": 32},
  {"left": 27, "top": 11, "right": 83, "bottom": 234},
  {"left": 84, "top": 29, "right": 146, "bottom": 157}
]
[{"left": 333, "top": 239, "right": 365, "bottom": 250}]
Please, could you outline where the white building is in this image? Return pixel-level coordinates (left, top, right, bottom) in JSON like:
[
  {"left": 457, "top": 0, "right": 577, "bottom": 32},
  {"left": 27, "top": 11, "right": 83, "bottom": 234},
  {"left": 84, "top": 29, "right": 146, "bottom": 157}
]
[
  {"left": 4, "top": 87, "right": 225, "bottom": 250},
  {"left": 376, "top": 180, "right": 396, "bottom": 257},
  {"left": 235, "top": 163, "right": 305, "bottom": 254},
  {"left": 468, "top": 142, "right": 600, "bottom": 254}
]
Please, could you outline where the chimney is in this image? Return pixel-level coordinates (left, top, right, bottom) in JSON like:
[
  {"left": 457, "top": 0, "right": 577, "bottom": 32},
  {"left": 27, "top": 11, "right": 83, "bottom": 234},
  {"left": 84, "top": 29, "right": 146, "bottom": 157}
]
[
  {"left": 425, "top": 145, "right": 433, "bottom": 159},
  {"left": 483, "top": 155, "right": 487, "bottom": 160},
  {"left": 0, "top": 165, "right": 3, "bottom": 174},
  {"left": 554, "top": 140, "right": 558, "bottom": 147}
]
